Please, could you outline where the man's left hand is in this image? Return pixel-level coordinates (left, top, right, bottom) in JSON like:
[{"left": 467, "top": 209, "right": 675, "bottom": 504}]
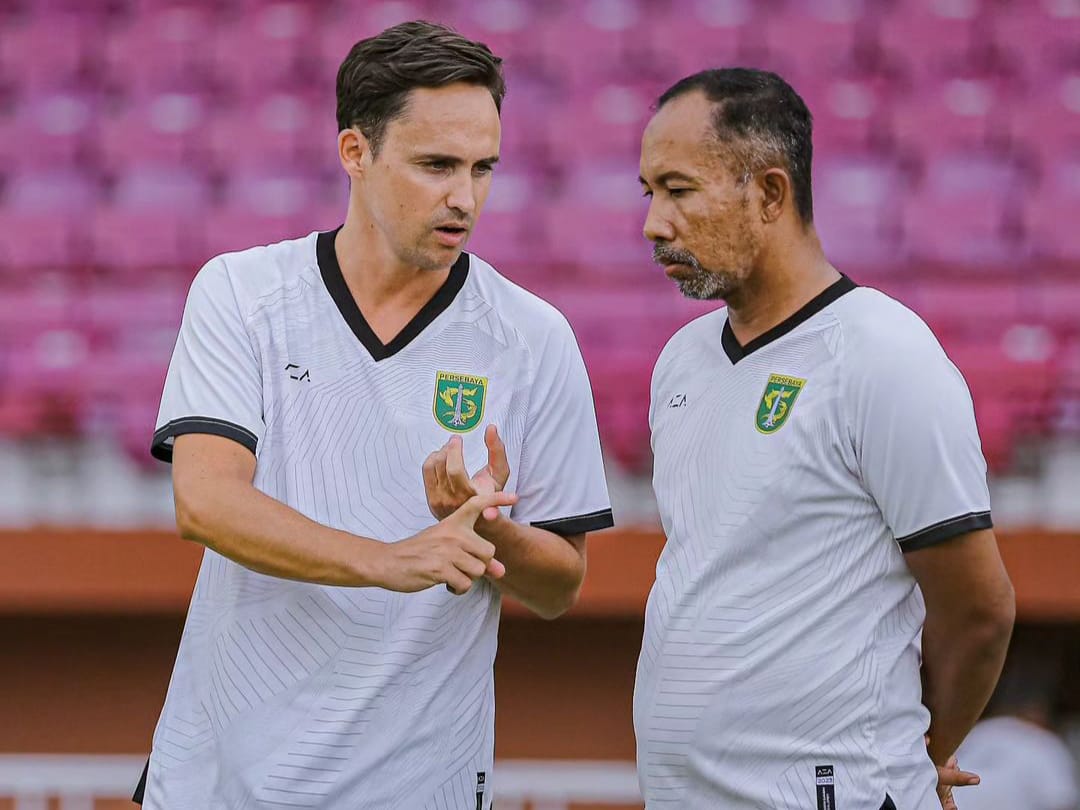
[
  {"left": 936, "top": 754, "right": 980, "bottom": 809},
  {"left": 423, "top": 425, "right": 510, "bottom": 522}
]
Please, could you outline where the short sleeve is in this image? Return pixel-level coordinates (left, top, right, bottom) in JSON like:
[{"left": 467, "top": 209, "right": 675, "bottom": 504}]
[
  {"left": 151, "top": 258, "right": 264, "bottom": 463},
  {"left": 848, "top": 316, "right": 992, "bottom": 552},
  {"left": 510, "top": 317, "right": 614, "bottom": 535}
]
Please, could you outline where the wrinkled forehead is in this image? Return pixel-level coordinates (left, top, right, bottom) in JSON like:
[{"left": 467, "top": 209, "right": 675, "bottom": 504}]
[
  {"left": 384, "top": 83, "right": 501, "bottom": 156},
  {"left": 639, "top": 91, "right": 740, "bottom": 183}
]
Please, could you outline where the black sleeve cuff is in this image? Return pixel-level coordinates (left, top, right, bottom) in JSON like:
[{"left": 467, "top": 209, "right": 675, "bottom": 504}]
[
  {"left": 897, "top": 510, "right": 993, "bottom": 552},
  {"left": 151, "top": 417, "right": 259, "bottom": 463},
  {"left": 530, "top": 508, "right": 615, "bottom": 536}
]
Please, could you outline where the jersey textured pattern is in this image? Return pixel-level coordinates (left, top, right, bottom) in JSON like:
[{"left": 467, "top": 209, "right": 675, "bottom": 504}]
[
  {"left": 635, "top": 279, "right": 991, "bottom": 810},
  {"left": 145, "top": 230, "right": 612, "bottom": 809}
]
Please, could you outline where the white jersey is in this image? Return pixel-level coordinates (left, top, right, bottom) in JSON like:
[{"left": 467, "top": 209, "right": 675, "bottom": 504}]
[
  {"left": 144, "top": 229, "right": 613, "bottom": 810},
  {"left": 635, "top": 277, "right": 992, "bottom": 810}
]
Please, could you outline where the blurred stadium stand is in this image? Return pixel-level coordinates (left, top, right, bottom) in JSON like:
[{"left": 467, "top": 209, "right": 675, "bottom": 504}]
[
  {"left": 1, "top": 0, "right": 1079, "bottom": 805},
  {"left": 1, "top": 0, "right": 1078, "bottom": 498}
]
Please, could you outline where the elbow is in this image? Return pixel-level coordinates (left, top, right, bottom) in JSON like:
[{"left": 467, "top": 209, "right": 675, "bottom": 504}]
[
  {"left": 537, "top": 584, "right": 582, "bottom": 620},
  {"left": 173, "top": 486, "right": 215, "bottom": 547},
  {"left": 971, "top": 578, "right": 1016, "bottom": 649}
]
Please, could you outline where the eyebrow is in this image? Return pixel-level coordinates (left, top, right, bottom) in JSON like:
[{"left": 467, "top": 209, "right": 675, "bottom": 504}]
[
  {"left": 639, "top": 170, "right": 697, "bottom": 186},
  {"left": 417, "top": 153, "right": 500, "bottom": 166}
]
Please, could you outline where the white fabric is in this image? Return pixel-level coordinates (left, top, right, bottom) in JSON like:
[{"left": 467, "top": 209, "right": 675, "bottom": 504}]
[
  {"left": 147, "top": 231, "right": 612, "bottom": 809},
  {"left": 635, "top": 284, "right": 991, "bottom": 809},
  {"left": 956, "top": 717, "right": 1080, "bottom": 810}
]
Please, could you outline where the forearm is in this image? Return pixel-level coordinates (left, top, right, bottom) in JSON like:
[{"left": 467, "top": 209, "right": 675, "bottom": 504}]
[
  {"left": 478, "top": 516, "right": 585, "bottom": 619},
  {"left": 176, "top": 476, "right": 385, "bottom": 587},
  {"left": 922, "top": 607, "right": 1014, "bottom": 765}
]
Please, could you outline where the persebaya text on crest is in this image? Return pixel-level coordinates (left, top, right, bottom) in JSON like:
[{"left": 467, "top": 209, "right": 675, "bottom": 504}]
[
  {"left": 434, "top": 371, "right": 488, "bottom": 433},
  {"left": 756, "top": 373, "right": 806, "bottom": 434}
]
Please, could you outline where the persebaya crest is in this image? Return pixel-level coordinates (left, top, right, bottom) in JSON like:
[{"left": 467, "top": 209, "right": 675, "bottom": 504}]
[
  {"left": 434, "top": 371, "right": 488, "bottom": 433},
  {"left": 756, "top": 373, "right": 806, "bottom": 434}
]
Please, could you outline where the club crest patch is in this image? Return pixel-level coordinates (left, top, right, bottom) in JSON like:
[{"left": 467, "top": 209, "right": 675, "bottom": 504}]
[
  {"left": 433, "top": 371, "right": 488, "bottom": 433},
  {"left": 756, "top": 373, "right": 806, "bottom": 434}
]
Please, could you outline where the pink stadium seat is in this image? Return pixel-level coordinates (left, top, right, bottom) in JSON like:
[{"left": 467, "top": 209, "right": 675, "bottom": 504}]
[
  {"left": 902, "top": 151, "right": 1025, "bottom": 265},
  {"left": 111, "top": 164, "right": 213, "bottom": 212},
  {"left": 800, "top": 73, "right": 899, "bottom": 152},
  {"left": 892, "top": 75, "right": 1016, "bottom": 154},
  {"left": 0, "top": 12, "right": 100, "bottom": 92},
  {"left": 904, "top": 194, "right": 1021, "bottom": 265},
  {"left": 0, "top": 90, "right": 97, "bottom": 169},
  {"left": 877, "top": 0, "right": 987, "bottom": 79},
  {"left": 1009, "top": 71, "right": 1080, "bottom": 168},
  {"left": 3, "top": 169, "right": 100, "bottom": 213},
  {"left": 205, "top": 93, "right": 318, "bottom": 171},
  {"left": 97, "top": 92, "right": 210, "bottom": 171},
  {"left": 763, "top": 0, "right": 876, "bottom": 72},
  {"left": 814, "top": 154, "right": 906, "bottom": 273},
  {"left": 221, "top": 169, "right": 325, "bottom": 218},
  {"left": 0, "top": 213, "right": 84, "bottom": 270},
  {"left": 199, "top": 211, "right": 308, "bottom": 260},
  {"left": 88, "top": 210, "right": 199, "bottom": 271},
  {"left": 1032, "top": 280, "right": 1080, "bottom": 333},
  {"left": 547, "top": 82, "right": 657, "bottom": 161},
  {"left": 101, "top": 5, "right": 217, "bottom": 95},
  {"left": 988, "top": 0, "right": 1080, "bottom": 77},
  {"left": 913, "top": 280, "right": 1026, "bottom": 339},
  {"left": 211, "top": 3, "right": 316, "bottom": 95}
]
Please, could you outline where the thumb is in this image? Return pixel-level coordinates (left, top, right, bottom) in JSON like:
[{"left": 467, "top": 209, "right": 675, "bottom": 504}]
[{"left": 484, "top": 424, "right": 510, "bottom": 485}]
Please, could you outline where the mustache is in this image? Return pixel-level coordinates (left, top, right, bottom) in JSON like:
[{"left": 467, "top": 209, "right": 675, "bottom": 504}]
[
  {"left": 433, "top": 212, "right": 472, "bottom": 228},
  {"left": 652, "top": 244, "right": 702, "bottom": 269}
]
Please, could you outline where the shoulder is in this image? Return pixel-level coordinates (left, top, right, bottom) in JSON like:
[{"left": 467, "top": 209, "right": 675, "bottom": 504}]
[
  {"left": 832, "top": 286, "right": 969, "bottom": 404},
  {"left": 654, "top": 306, "right": 726, "bottom": 378},
  {"left": 465, "top": 253, "right": 578, "bottom": 349},
  {"left": 831, "top": 286, "right": 944, "bottom": 359},
  {"left": 190, "top": 231, "right": 320, "bottom": 319}
]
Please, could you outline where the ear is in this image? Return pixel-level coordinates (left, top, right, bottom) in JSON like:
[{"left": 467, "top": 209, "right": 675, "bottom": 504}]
[
  {"left": 758, "top": 168, "right": 791, "bottom": 224},
  {"left": 338, "top": 127, "right": 369, "bottom": 181}
]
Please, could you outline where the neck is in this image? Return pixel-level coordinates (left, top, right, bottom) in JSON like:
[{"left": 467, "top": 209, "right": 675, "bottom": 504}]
[
  {"left": 335, "top": 205, "right": 450, "bottom": 314},
  {"left": 724, "top": 231, "right": 840, "bottom": 347}
]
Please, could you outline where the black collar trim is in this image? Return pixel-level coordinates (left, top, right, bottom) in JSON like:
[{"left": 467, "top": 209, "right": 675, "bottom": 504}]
[
  {"left": 721, "top": 274, "right": 858, "bottom": 365},
  {"left": 317, "top": 227, "right": 470, "bottom": 362}
]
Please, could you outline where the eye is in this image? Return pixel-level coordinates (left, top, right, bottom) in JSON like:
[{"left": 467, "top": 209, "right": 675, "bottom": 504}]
[
  {"left": 668, "top": 188, "right": 691, "bottom": 198},
  {"left": 425, "top": 160, "right": 451, "bottom": 172},
  {"left": 641, "top": 189, "right": 653, "bottom": 198},
  {"left": 473, "top": 164, "right": 494, "bottom": 176}
]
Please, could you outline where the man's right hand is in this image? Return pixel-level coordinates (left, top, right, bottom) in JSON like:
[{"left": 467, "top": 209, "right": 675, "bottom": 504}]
[{"left": 376, "top": 491, "right": 517, "bottom": 595}]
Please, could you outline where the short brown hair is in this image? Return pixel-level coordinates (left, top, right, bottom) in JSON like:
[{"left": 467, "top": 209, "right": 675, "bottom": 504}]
[{"left": 336, "top": 20, "right": 506, "bottom": 156}]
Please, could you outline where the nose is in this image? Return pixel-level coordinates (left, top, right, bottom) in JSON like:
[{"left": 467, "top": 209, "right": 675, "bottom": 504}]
[
  {"left": 643, "top": 200, "right": 675, "bottom": 243},
  {"left": 446, "top": 172, "right": 477, "bottom": 217}
]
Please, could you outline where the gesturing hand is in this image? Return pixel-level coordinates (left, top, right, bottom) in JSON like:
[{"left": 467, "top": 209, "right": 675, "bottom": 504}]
[
  {"left": 379, "top": 491, "right": 517, "bottom": 595},
  {"left": 423, "top": 425, "right": 511, "bottom": 523},
  {"left": 936, "top": 753, "right": 980, "bottom": 809}
]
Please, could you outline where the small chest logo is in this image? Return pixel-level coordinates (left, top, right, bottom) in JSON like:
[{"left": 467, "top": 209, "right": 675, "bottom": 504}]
[
  {"left": 756, "top": 373, "right": 806, "bottom": 434},
  {"left": 434, "top": 371, "right": 488, "bottom": 433},
  {"left": 667, "top": 393, "right": 687, "bottom": 408}
]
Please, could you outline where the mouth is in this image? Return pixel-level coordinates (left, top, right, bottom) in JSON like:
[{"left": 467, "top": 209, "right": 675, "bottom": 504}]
[
  {"left": 662, "top": 262, "right": 694, "bottom": 278},
  {"left": 434, "top": 225, "right": 469, "bottom": 247}
]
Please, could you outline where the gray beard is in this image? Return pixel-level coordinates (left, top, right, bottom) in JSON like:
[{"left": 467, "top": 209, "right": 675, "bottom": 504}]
[{"left": 675, "top": 266, "right": 735, "bottom": 300}]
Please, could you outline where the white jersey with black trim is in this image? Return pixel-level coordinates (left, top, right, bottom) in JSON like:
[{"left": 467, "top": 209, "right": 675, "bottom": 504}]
[
  {"left": 144, "top": 229, "right": 613, "bottom": 809},
  {"left": 635, "top": 276, "right": 991, "bottom": 810}
]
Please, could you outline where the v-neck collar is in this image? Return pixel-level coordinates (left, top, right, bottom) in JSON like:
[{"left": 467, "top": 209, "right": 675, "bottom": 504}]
[
  {"left": 317, "top": 227, "right": 470, "bottom": 362},
  {"left": 721, "top": 274, "right": 858, "bottom": 365}
]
